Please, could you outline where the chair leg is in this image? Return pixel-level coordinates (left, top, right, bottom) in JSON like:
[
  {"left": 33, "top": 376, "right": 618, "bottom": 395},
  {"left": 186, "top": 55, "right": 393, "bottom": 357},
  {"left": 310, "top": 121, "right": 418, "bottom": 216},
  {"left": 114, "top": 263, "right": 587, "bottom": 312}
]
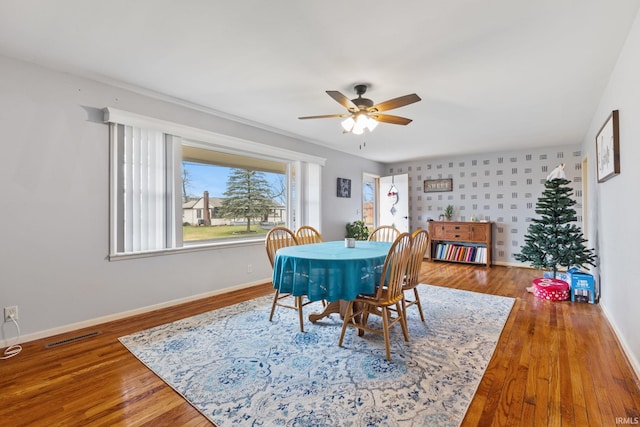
[
  {"left": 362, "top": 309, "right": 370, "bottom": 327},
  {"left": 269, "top": 289, "right": 280, "bottom": 321},
  {"left": 401, "top": 297, "right": 408, "bottom": 324},
  {"left": 400, "top": 299, "right": 410, "bottom": 340},
  {"left": 381, "top": 307, "right": 392, "bottom": 361},
  {"left": 413, "top": 288, "right": 425, "bottom": 322},
  {"left": 296, "top": 296, "right": 305, "bottom": 332},
  {"left": 397, "top": 302, "right": 410, "bottom": 341}
]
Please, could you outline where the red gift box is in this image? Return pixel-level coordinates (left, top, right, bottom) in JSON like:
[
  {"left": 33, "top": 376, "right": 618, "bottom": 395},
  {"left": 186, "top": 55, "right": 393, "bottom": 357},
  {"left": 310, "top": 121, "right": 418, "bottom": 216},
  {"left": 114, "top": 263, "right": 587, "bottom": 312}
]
[{"left": 531, "top": 278, "right": 569, "bottom": 301}]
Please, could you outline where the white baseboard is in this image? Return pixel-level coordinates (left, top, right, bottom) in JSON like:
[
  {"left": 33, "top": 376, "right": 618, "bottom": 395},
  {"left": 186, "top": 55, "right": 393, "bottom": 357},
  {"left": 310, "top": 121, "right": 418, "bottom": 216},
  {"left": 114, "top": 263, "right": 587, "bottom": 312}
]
[
  {"left": 492, "top": 261, "right": 525, "bottom": 268},
  {"left": 599, "top": 302, "right": 640, "bottom": 381},
  {"left": 1, "top": 278, "right": 271, "bottom": 348}
]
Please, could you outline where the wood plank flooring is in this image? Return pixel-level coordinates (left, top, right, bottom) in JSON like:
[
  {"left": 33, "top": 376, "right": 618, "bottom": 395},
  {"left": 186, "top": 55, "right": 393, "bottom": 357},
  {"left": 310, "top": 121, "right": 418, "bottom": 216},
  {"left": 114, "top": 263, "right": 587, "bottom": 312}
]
[{"left": 1, "top": 262, "right": 639, "bottom": 426}]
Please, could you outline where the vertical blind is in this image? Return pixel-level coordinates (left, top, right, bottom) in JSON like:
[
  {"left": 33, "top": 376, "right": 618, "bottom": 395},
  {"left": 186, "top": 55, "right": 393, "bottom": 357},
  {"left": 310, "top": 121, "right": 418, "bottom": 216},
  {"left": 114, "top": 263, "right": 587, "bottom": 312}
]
[
  {"left": 295, "top": 162, "right": 321, "bottom": 230},
  {"left": 113, "top": 124, "right": 171, "bottom": 253}
]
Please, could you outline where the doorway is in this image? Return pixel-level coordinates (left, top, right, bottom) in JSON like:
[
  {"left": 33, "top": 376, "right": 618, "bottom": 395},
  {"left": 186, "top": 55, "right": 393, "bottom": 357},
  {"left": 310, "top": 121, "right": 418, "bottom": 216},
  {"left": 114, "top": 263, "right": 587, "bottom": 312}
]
[{"left": 379, "top": 174, "right": 409, "bottom": 232}]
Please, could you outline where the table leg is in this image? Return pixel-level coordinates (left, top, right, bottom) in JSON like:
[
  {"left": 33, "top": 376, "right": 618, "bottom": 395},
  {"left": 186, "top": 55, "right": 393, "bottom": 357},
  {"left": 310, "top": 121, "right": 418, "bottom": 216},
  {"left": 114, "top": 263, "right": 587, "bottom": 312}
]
[
  {"left": 308, "top": 300, "right": 364, "bottom": 336},
  {"left": 308, "top": 301, "right": 340, "bottom": 323}
]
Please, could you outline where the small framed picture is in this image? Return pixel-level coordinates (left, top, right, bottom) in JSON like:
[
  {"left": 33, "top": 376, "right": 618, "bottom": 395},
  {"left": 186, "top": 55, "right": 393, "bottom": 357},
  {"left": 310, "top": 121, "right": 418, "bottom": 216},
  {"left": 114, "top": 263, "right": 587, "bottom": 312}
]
[
  {"left": 596, "top": 110, "right": 620, "bottom": 183},
  {"left": 337, "top": 177, "right": 351, "bottom": 198},
  {"left": 424, "top": 178, "right": 453, "bottom": 193}
]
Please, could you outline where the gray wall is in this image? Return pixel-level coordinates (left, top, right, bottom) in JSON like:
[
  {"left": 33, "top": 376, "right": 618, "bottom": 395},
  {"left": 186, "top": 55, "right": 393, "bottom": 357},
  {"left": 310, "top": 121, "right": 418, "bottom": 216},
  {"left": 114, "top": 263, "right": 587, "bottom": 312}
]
[
  {"left": 0, "top": 55, "right": 383, "bottom": 343},
  {"left": 388, "top": 145, "right": 583, "bottom": 265},
  {"left": 582, "top": 8, "right": 640, "bottom": 377}
]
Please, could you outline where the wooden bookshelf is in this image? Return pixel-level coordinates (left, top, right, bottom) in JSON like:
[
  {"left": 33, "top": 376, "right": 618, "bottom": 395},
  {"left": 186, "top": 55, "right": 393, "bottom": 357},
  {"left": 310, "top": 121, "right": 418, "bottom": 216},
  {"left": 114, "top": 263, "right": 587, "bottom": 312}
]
[{"left": 428, "top": 221, "right": 493, "bottom": 267}]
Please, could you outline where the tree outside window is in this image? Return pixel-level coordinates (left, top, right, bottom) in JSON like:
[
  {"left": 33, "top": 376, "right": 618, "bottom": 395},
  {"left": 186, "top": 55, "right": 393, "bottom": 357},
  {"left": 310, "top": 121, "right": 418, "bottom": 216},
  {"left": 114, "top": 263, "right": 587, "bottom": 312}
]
[
  {"left": 218, "top": 169, "right": 274, "bottom": 233},
  {"left": 181, "top": 162, "right": 287, "bottom": 243}
]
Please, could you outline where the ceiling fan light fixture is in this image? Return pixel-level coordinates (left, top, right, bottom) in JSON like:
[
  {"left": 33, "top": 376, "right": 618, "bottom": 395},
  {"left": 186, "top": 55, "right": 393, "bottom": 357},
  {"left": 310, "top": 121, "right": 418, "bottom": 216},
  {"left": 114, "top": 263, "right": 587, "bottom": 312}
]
[
  {"left": 350, "top": 112, "right": 370, "bottom": 134},
  {"left": 352, "top": 112, "right": 370, "bottom": 134},
  {"left": 341, "top": 116, "right": 355, "bottom": 132},
  {"left": 342, "top": 113, "right": 377, "bottom": 134},
  {"left": 355, "top": 113, "right": 369, "bottom": 127},
  {"left": 352, "top": 125, "right": 364, "bottom": 135}
]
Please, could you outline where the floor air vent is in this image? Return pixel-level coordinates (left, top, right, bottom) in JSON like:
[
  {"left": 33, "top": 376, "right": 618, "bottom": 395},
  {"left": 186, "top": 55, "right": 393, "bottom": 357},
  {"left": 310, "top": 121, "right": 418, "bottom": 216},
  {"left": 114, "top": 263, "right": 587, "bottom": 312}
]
[{"left": 45, "top": 331, "right": 101, "bottom": 348}]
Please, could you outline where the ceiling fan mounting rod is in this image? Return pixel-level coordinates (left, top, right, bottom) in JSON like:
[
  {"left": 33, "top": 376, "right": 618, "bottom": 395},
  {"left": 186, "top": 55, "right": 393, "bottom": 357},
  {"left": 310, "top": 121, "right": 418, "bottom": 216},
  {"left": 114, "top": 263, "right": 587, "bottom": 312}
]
[
  {"left": 354, "top": 84, "right": 368, "bottom": 96},
  {"left": 352, "top": 84, "right": 373, "bottom": 110}
]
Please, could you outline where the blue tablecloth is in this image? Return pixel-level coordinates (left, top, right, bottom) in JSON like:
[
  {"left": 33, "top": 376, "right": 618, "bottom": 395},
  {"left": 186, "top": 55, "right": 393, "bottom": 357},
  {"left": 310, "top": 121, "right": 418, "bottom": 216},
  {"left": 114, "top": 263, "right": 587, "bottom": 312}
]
[{"left": 272, "top": 240, "right": 391, "bottom": 302}]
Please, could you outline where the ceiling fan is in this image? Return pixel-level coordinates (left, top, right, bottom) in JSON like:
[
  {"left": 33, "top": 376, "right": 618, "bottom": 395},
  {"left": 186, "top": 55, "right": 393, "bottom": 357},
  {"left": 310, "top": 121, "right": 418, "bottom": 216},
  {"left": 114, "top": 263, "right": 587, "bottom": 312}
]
[{"left": 299, "top": 84, "right": 421, "bottom": 134}]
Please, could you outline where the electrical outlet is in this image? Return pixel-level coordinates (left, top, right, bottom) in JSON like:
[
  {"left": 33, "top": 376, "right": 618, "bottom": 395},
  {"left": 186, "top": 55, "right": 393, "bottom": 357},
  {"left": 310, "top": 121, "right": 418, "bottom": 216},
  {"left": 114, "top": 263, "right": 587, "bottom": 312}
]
[
  {"left": 247, "top": 264, "right": 253, "bottom": 273},
  {"left": 4, "top": 306, "right": 18, "bottom": 322}
]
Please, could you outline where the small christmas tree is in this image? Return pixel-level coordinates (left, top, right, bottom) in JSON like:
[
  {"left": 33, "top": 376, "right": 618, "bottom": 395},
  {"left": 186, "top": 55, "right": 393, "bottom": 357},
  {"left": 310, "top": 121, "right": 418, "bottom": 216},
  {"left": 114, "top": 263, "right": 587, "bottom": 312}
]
[{"left": 515, "top": 177, "right": 595, "bottom": 278}]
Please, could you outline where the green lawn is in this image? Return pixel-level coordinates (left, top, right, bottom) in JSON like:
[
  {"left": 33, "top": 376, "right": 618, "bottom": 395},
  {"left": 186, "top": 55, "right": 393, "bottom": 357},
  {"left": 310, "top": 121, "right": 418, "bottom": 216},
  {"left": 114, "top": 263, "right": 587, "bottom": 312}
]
[{"left": 183, "top": 225, "right": 270, "bottom": 241}]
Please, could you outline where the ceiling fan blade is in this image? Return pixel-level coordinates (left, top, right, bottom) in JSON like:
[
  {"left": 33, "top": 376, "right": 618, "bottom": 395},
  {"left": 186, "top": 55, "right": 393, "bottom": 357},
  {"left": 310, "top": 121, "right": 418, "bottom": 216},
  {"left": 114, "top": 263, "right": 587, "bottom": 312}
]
[
  {"left": 370, "top": 114, "right": 413, "bottom": 125},
  {"left": 369, "top": 94, "right": 421, "bottom": 112},
  {"left": 326, "top": 91, "right": 359, "bottom": 112},
  {"left": 298, "top": 113, "right": 350, "bottom": 120}
]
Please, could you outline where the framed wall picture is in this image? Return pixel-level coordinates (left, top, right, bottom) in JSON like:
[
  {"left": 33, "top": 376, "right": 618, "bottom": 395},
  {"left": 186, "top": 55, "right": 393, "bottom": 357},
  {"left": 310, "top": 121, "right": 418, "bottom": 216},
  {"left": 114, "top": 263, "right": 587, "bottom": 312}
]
[
  {"left": 596, "top": 110, "right": 620, "bottom": 183},
  {"left": 337, "top": 177, "right": 351, "bottom": 198},
  {"left": 424, "top": 178, "right": 453, "bottom": 193}
]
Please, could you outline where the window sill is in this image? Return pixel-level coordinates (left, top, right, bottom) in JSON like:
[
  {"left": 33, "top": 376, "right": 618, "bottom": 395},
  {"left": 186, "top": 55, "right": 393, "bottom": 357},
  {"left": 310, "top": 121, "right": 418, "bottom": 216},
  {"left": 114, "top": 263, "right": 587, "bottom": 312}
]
[{"left": 108, "top": 237, "right": 265, "bottom": 261}]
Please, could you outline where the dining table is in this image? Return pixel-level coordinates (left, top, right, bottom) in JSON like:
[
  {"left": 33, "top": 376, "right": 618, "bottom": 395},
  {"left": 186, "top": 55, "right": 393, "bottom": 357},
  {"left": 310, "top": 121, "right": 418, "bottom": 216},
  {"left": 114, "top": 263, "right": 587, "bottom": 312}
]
[{"left": 271, "top": 240, "right": 391, "bottom": 323}]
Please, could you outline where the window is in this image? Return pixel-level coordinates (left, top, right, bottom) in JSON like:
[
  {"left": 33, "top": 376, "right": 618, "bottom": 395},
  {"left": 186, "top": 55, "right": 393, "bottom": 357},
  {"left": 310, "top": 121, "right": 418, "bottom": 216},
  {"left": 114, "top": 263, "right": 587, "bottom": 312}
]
[
  {"left": 362, "top": 173, "right": 378, "bottom": 229},
  {"left": 106, "top": 108, "right": 324, "bottom": 259},
  {"left": 181, "top": 146, "right": 287, "bottom": 244}
]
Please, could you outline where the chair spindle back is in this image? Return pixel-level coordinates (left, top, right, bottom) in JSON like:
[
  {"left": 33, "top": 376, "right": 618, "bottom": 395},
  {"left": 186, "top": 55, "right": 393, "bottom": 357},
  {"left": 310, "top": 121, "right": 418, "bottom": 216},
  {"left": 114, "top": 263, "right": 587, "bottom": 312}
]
[
  {"left": 295, "top": 225, "right": 323, "bottom": 245},
  {"left": 368, "top": 225, "right": 400, "bottom": 243},
  {"left": 265, "top": 227, "right": 298, "bottom": 267}
]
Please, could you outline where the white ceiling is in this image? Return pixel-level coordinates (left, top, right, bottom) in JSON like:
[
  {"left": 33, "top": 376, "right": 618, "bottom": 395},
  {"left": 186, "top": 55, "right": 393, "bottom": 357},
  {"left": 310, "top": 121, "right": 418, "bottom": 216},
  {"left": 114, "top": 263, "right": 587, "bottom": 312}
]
[{"left": 1, "top": 1, "right": 638, "bottom": 163}]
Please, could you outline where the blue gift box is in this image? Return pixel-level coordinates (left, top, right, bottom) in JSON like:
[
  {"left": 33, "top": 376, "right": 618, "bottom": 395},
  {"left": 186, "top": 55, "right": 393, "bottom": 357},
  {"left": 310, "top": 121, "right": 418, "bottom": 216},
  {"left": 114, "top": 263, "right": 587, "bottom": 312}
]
[
  {"left": 543, "top": 268, "right": 598, "bottom": 304},
  {"left": 542, "top": 270, "right": 570, "bottom": 283}
]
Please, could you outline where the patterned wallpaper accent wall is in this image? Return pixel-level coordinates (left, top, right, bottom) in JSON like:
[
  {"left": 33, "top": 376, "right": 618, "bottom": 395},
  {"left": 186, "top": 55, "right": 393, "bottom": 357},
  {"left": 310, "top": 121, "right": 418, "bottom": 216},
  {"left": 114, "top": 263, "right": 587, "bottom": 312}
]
[{"left": 388, "top": 144, "right": 584, "bottom": 266}]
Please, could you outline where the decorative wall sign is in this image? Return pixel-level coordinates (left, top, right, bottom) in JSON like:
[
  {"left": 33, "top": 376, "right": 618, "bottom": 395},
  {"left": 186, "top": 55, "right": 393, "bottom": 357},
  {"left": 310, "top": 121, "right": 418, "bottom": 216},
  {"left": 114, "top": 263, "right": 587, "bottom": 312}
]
[
  {"left": 337, "top": 177, "right": 351, "bottom": 198},
  {"left": 424, "top": 178, "right": 453, "bottom": 193},
  {"left": 596, "top": 110, "right": 620, "bottom": 183}
]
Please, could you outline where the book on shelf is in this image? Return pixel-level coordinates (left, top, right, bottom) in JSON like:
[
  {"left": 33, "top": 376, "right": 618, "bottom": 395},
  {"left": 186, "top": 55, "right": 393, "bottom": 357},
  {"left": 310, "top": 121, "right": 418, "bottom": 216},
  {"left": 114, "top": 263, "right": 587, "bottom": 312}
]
[{"left": 433, "top": 242, "right": 487, "bottom": 263}]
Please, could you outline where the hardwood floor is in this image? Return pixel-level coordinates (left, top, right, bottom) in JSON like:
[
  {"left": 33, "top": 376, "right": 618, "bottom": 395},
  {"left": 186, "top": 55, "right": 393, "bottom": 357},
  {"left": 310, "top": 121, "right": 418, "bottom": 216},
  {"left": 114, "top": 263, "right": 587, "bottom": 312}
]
[{"left": 1, "top": 262, "right": 639, "bottom": 426}]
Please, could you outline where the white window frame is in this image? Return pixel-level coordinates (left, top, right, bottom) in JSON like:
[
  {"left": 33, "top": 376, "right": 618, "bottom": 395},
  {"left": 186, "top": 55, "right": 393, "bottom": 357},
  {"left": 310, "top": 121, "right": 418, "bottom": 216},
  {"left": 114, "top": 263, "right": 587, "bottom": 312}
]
[{"left": 105, "top": 108, "right": 325, "bottom": 260}]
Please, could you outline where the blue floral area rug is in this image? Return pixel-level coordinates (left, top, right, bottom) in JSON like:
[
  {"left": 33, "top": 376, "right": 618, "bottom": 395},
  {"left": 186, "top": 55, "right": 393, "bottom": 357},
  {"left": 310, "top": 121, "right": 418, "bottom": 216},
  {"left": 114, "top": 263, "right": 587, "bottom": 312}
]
[{"left": 119, "top": 285, "right": 514, "bottom": 426}]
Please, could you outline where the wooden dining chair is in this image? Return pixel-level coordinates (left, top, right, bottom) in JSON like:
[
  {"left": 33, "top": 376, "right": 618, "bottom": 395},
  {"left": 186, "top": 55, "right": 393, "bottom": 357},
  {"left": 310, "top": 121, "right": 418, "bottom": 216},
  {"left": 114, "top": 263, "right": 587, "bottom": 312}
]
[
  {"left": 338, "top": 232, "right": 412, "bottom": 361},
  {"left": 294, "top": 226, "right": 329, "bottom": 310},
  {"left": 402, "top": 228, "right": 430, "bottom": 323},
  {"left": 265, "top": 226, "right": 310, "bottom": 332},
  {"left": 295, "top": 225, "right": 323, "bottom": 245},
  {"left": 368, "top": 225, "right": 400, "bottom": 243}
]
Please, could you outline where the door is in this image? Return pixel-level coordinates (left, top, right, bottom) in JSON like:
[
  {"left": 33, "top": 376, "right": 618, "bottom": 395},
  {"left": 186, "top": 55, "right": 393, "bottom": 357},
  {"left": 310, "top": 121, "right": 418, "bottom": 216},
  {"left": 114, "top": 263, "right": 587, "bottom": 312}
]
[{"left": 378, "top": 174, "right": 409, "bottom": 232}]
